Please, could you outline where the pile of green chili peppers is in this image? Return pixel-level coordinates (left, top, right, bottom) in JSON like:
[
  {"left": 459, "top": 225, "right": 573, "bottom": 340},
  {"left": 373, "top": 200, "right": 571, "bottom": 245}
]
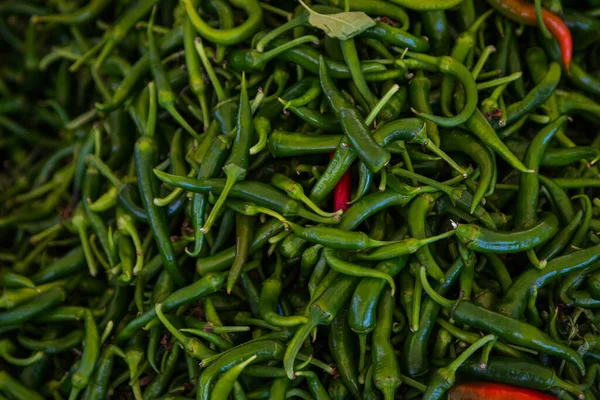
[{"left": 4, "top": 0, "right": 600, "bottom": 399}]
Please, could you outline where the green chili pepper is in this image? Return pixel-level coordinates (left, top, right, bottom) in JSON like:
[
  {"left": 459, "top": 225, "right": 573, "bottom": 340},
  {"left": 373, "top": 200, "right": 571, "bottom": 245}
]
[
  {"left": 226, "top": 214, "right": 255, "bottom": 294},
  {"left": 116, "top": 272, "right": 225, "bottom": 343},
  {"left": 402, "top": 253, "right": 470, "bottom": 377},
  {"left": 69, "top": 310, "right": 100, "bottom": 400},
  {"left": 328, "top": 308, "right": 361, "bottom": 400},
  {"left": 142, "top": 344, "right": 181, "bottom": 399},
  {"left": 17, "top": 330, "right": 83, "bottom": 354},
  {"left": 258, "top": 253, "right": 309, "bottom": 327},
  {"left": 455, "top": 357, "right": 585, "bottom": 398},
  {"left": 436, "top": 318, "right": 524, "bottom": 359},
  {"left": 211, "top": 355, "right": 257, "bottom": 399},
  {"left": 503, "top": 61, "right": 562, "bottom": 127},
  {"left": 428, "top": 335, "right": 498, "bottom": 400},
  {"left": 82, "top": 345, "right": 126, "bottom": 400},
  {"left": 309, "top": 118, "right": 427, "bottom": 203},
  {"left": 319, "top": 57, "right": 389, "bottom": 172},
  {"left": 0, "top": 371, "right": 44, "bottom": 400},
  {"left": 198, "top": 340, "right": 286, "bottom": 400},
  {"left": 420, "top": 10, "right": 449, "bottom": 57},
  {"left": 402, "top": 52, "right": 478, "bottom": 128},
  {"left": 454, "top": 213, "right": 559, "bottom": 254},
  {"left": 538, "top": 209, "right": 583, "bottom": 261},
  {"left": 513, "top": 116, "right": 569, "bottom": 229},
  {"left": 372, "top": 286, "right": 403, "bottom": 400},
  {"left": 0, "top": 267, "right": 35, "bottom": 289},
  {"left": 420, "top": 267, "right": 586, "bottom": 374},
  {"left": 284, "top": 273, "right": 359, "bottom": 379},
  {"left": 0, "top": 286, "right": 67, "bottom": 327}
]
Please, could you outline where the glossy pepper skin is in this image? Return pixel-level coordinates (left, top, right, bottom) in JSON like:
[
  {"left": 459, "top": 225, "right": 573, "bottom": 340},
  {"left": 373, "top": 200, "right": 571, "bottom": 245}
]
[
  {"left": 319, "top": 57, "right": 389, "bottom": 173},
  {"left": 7, "top": 1, "right": 600, "bottom": 400},
  {"left": 449, "top": 382, "right": 558, "bottom": 400},
  {"left": 453, "top": 358, "right": 584, "bottom": 398},
  {"left": 134, "top": 83, "right": 186, "bottom": 286},
  {"left": 486, "top": 0, "right": 572, "bottom": 71},
  {"left": 420, "top": 268, "right": 586, "bottom": 375},
  {"left": 372, "top": 287, "right": 402, "bottom": 400},
  {"left": 454, "top": 213, "right": 559, "bottom": 253}
]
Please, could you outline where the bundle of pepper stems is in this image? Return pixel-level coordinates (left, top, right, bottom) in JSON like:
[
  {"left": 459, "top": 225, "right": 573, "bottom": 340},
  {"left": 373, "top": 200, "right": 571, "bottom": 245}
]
[{"left": 4, "top": 0, "right": 600, "bottom": 398}]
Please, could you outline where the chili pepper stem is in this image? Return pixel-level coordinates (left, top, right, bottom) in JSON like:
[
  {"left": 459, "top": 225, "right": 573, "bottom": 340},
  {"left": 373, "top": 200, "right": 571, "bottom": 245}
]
[
  {"left": 255, "top": 35, "right": 320, "bottom": 68},
  {"left": 411, "top": 275, "right": 422, "bottom": 332},
  {"left": 358, "top": 333, "right": 367, "bottom": 372},
  {"left": 391, "top": 168, "right": 464, "bottom": 203},
  {"left": 424, "top": 141, "right": 467, "bottom": 177},
  {"left": 446, "top": 334, "right": 497, "bottom": 372},
  {"left": 256, "top": 17, "right": 304, "bottom": 53},
  {"left": 419, "top": 267, "right": 454, "bottom": 309},
  {"left": 201, "top": 166, "right": 245, "bottom": 234},
  {"left": 366, "top": 84, "right": 400, "bottom": 126},
  {"left": 0, "top": 348, "right": 43, "bottom": 366},
  {"left": 526, "top": 248, "right": 547, "bottom": 269},
  {"left": 194, "top": 38, "right": 226, "bottom": 102},
  {"left": 284, "top": 320, "right": 317, "bottom": 379},
  {"left": 476, "top": 72, "right": 523, "bottom": 91}
]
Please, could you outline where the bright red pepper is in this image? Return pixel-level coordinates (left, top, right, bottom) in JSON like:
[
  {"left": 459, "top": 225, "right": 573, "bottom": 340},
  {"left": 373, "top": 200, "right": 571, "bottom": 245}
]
[
  {"left": 331, "top": 153, "right": 351, "bottom": 212},
  {"left": 449, "top": 382, "right": 558, "bottom": 400},
  {"left": 487, "top": 0, "right": 572, "bottom": 71}
]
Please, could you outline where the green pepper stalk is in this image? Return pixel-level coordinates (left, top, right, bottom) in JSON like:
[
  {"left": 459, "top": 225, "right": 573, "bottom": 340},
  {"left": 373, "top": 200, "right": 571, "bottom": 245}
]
[
  {"left": 440, "top": 9, "right": 494, "bottom": 116},
  {"left": 114, "top": 207, "right": 143, "bottom": 276},
  {"left": 146, "top": 6, "right": 202, "bottom": 141},
  {"left": 0, "top": 339, "right": 43, "bottom": 366},
  {"left": 353, "top": 229, "right": 455, "bottom": 261},
  {"left": 284, "top": 274, "right": 359, "bottom": 379},
  {"left": 423, "top": 333, "right": 496, "bottom": 399},
  {"left": 249, "top": 116, "right": 271, "bottom": 155},
  {"left": 271, "top": 173, "right": 342, "bottom": 218},
  {"left": 183, "top": 0, "right": 210, "bottom": 132},
  {"left": 201, "top": 74, "right": 254, "bottom": 235},
  {"left": 324, "top": 249, "right": 395, "bottom": 295},
  {"left": 155, "top": 303, "right": 216, "bottom": 361},
  {"left": 183, "top": 0, "right": 262, "bottom": 46}
]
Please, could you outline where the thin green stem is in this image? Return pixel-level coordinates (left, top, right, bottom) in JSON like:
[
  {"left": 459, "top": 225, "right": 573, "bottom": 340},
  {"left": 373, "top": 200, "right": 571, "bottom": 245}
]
[
  {"left": 194, "top": 38, "right": 226, "bottom": 102},
  {"left": 366, "top": 84, "right": 400, "bottom": 126},
  {"left": 476, "top": 72, "right": 523, "bottom": 91},
  {"left": 419, "top": 266, "right": 453, "bottom": 308}
]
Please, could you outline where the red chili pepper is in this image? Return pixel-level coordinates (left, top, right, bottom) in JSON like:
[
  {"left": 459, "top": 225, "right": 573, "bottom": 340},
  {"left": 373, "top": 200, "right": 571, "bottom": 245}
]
[
  {"left": 449, "top": 382, "right": 558, "bottom": 400},
  {"left": 487, "top": 0, "right": 572, "bottom": 72},
  {"left": 331, "top": 153, "right": 351, "bottom": 212}
]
